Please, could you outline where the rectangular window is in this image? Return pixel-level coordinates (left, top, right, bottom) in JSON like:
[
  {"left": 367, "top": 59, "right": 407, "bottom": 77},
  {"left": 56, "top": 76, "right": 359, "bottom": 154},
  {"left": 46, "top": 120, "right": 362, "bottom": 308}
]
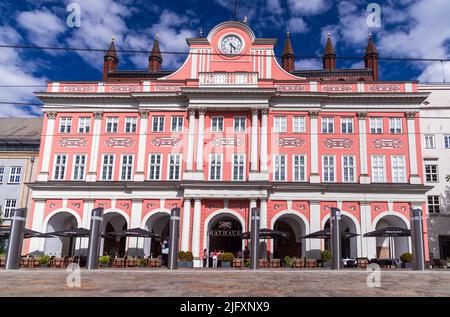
[
  {"left": 391, "top": 156, "right": 405, "bottom": 183},
  {"left": 445, "top": 135, "right": 450, "bottom": 149},
  {"left": 0, "top": 166, "right": 4, "bottom": 183},
  {"left": 322, "top": 117, "right": 334, "bottom": 134},
  {"left": 72, "top": 154, "right": 86, "bottom": 181},
  {"left": 101, "top": 155, "right": 114, "bottom": 181},
  {"left": 211, "top": 117, "right": 224, "bottom": 132},
  {"left": 53, "top": 155, "right": 66, "bottom": 180},
  {"left": 424, "top": 134, "right": 435, "bottom": 149},
  {"left": 152, "top": 116, "right": 165, "bottom": 132},
  {"left": 370, "top": 118, "right": 383, "bottom": 134},
  {"left": 371, "top": 155, "right": 385, "bottom": 182},
  {"left": 4, "top": 199, "right": 16, "bottom": 219},
  {"left": 124, "top": 117, "right": 137, "bottom": 133},
  {"left": 8, "top": 167, "right": 22, "bottom": 184},
  {"left": 274, "top": 116, "right": 287, "bottom": 133},
  {"left": 293, "top": 154, "right": 306, "bottom": 182},
  {"left": 78, "top": 117, "right": 91, "bottom": 133},
  {"left": 232, "top": 154, "right": 245, "bottom": 181},
  {"left": 120, "top": 155, "right": 133, "bottom": 181},
  {"left": 274, "top": 155, "right": 287, "bottom": 181},
  {"left": 168, "top": 154, "right": 181, "bottom": 180},
  {"left": 106, "top": 117, "right": 118, "bottom": 133},
  {"left": 149, "top": 154, "right": 162, "bottom": 180},
  {"left": 59, "top": 117, "right": 72, "bottom": 133},
  {"left": 233, "top": 116, "right": 246, "bottom": 132},
  {"left": 389, "top": 118, "right": 402, "bottom": 134},
  {"left": 425, "top": 164, "right": 438, "bottom": 183},
  {"left": 341, "top": 118, "right": 354, "bottom": 134},
  {"left": 209, "top": 154, "right": 222, "bottom": 181},
  {"left": 427, "top": 195, "right": 440, "bottom": 214},
  {"left": 322, "top": 156, "right": 335, "bottom": 182},
  {"left": 342, "top": 156, "right": 355, "bottom": 182},
  {"left": 293, "top": 116, "right": 306, "bottom": 133},
  {"left": 171, "top": 116, "right": 184, "bottom": 132}
]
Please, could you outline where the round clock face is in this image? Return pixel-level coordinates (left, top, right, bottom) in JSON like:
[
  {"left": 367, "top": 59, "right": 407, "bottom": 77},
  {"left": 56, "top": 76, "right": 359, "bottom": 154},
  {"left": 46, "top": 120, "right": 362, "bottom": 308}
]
[{"left": 220, "top": 35, "right": 243, "bottom": 55}]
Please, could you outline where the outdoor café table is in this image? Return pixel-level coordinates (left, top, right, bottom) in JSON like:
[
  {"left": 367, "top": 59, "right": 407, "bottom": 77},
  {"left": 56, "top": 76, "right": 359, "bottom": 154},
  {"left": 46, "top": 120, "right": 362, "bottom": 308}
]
[
  {"left": 371, "top": 259, "right": 398, "bottom": 268},
  {"left": 52, "top": 258, "right": 65, "bottom": 268},
  {"left": 113, "top": 258, "right": 124, "bottom": 268}
]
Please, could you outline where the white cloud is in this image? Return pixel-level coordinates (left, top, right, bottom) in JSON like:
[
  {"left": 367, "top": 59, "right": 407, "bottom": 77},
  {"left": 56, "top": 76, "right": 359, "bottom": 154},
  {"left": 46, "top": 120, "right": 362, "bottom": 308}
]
[
  {"left": 288, "top": 17, "right": 309, "bottom": 34},
  {"left": 288, "top": 0, "right": 331, "bottom": 15},
  {"left": 295, "top": 58, "right": 322, "bottom": 70},
  {"left": 17, "top": 9, "right": 65, "bottom": 46},
  {"left": 267, "top": 0, "right": 284, "bottom": 16}
]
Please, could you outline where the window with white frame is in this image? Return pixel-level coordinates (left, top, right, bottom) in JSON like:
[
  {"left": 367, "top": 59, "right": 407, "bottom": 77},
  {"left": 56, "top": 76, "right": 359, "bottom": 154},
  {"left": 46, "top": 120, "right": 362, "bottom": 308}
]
[
  {"left": 168, "top": 154, "right": 181, "bottom": 180},
  {"left": 53, "top": 155, "right": 66, "bottom": 180},
  {"left": 211, "top": 117, "right": 224, "bottom": 132},
  {"left": 78, "top": 117, "right": 90, "bottom": 133},
  {"left": 445, "top": 135, "right": 450, "bottom": 149},
  {"left": 0, "top": 166, "right": 4, "bottom": 183},
  {"left": 293, "top": 116, "right": 306, "bottom": 133},
  {"left": 8, "top": 166, "right": 21, "bottom": 184},
  {"left": 59, "top": 117, "right": 72, "bottom": 133},
  {"left": 427, "top": 195, "right": 440, "bottom": 214},
  {"left": 232, "top": 154, "right": 245, "bottom": 181},
  {"left": 233, "top": 116, "right": 246, "bottom": 132},
  {"left": 209, "top": 154, "right": 222, "bottom": 181},
  {"left": 4, "top": 199, "right": 16, "bottom": 219},
  {"left": 321, "top": 117, "right": 334, "bottom": 134},
  {"left": 72, "top": 154, "right": 86, "bottom": 180},
  {"left": 171, "top": 116, "right": 184, "bottom": 132},
  {"left": 274, "top": 155, "right": 286, "bottom": 181},
  {"left": 424, "top": 134, "right": 435, "bottom": 149},
  {"left": 389, "top": 118, "right": 402, "bottom": 134},
  {"left": 425, "top": 164, "right": 438, "bottom": 183},
  {"left": 370, "top": 117, "right": 383, "bottom": 134},
  {"left": 274, "top": 116, "right": 287, "bottom": 133},
  {"left": 371, "top": 155, "right": 385, "bottom": 182},
  {"left": 148, "top": 154, "right": 162, "bottom": 180},
  {"left": 152, "top": 116, "right": 165, "bottom": 132},
  {"left": 391, "top": 156, "right": 405, "bottom": 183},
  {"left": 124, "top": 117, "right": 137, "bottom": 133},
  {"left": 120, "top": 155, "right": 133, "bottom": 180},
  {"left": 101, "top": 155, "right": 114, "bottom": 181},
  {"left": 322, "top": 156, "right": 335, "bottom": 182},
  {"left": 341, "top": 118, "right": 353, "bottom": 134},
  {"left": 293, "top": 154, "right": 306, "bottom": 181},
  {"left": 342, "top": 156, "right": 355, "bottom": 182},
  {"left": 105, "top": 117, "right": 118, "bottom": 133}
]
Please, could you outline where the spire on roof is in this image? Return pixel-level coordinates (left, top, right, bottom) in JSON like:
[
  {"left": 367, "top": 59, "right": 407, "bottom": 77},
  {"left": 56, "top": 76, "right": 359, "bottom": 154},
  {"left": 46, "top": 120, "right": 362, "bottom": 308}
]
[
  {"left": 103, "top": 36, "right": 119, "bottom": 81},
  {"left": 364, "top": 33, "right": 379, "bottom": 80},
  {"left": 104, "top": 36, "right": 118, "bottom": 61},
  {"left": 324, "top": 32, "right": 335, "bottom": 56},
  {"left": 323, "top": 32, "right": 336, "bottom": 70},
  {"left": 282, "top": 31, "right": 294, "bottom": 57},
  {"left": 365, "top": 32, "right": 378, "bottom": 55},
  {"left": 149, "top": 33, "right": 162, "bottom": 72},
  {"left": 281, "top": 31, "right": 295, "bottom": 72}
]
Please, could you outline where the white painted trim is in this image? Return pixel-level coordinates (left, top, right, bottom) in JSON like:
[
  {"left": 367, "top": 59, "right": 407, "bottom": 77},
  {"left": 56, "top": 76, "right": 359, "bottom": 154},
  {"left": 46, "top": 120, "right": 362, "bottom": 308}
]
[
  {"left": 370, "top": 211, "right": 410, "bottom": 231},
  {"left": 103, "top": 208, "right": 131, "bottom": 228},
  {"left": 140, "top": 208, "right": 171, "bottom": 229}
]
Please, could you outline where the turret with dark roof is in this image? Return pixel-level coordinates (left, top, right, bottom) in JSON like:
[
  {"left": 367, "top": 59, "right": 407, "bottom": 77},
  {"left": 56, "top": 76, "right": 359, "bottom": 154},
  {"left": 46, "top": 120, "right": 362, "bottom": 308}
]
[
  {"left": 364, "top": 33, "right": 379, "bottom": 80},
  {"left": 281, "top": 31, "right": 295, "bottom": 72},
  {"left": 149, "top": 34, "right": 163, "bottom": 72},
  {"left": 323, "top": 32, "right": 336, "bottom": 70},
  {"left": 103, "top": 37, "right": 119, "bottom": 81}
]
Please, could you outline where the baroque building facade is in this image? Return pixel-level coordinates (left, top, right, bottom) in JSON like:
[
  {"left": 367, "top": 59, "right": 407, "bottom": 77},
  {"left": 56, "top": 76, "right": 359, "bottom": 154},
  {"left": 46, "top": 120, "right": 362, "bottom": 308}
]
[{"left": 26, "top": 21, "right": 430, "bottom": 265}]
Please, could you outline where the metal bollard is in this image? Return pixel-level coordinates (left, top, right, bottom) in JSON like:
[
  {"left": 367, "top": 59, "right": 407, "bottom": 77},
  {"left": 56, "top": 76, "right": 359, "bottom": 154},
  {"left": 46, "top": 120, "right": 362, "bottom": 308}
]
[
  {"left": 168, "top": 207, "right": 180, "bottom": 270},
  {"left": 5, "top": 208, "right": 27, "bottom": 270},
  {"left": 410, "top": 208, "right": 425, "bottom": 271},
  {"left": 250, "top": 207, "right": 260, "bottom": 270},
  {"left": 330, "top": 207, "right": 342, "bottom": 270},
  {"left": 86, "top": 207, "right": 104, "bottom": 270}
]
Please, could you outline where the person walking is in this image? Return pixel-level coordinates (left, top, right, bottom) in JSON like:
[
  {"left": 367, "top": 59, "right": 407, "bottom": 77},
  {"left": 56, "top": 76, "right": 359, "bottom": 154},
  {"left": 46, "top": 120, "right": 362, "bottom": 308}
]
[
  {"left": 161, "top": 240, "right": 169, "bottom": 267},
  {"left": 212, "top": 250, "right": 218, "bottom": 268},
  {"left": 202, "top": 249, "right": 208, "bottom": 268}
]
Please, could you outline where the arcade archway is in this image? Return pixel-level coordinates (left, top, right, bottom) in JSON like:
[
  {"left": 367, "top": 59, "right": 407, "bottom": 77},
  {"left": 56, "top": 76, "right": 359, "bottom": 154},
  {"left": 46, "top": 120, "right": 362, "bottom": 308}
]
[
  {"left": 207, "top": 214, "right": 243, "bottom": 254},
  {"left": 144, "top": 212, "right": 170, "bottom": 257},
  {"left": 324, "top": 215, "right": 358, "bottom": 259},
  {"left": 375, "top": 215, "right": 410, "bottom": 258},
  {"left": 44, "top": 212, "right": 78, "bottom": 257},
  {"left": 101, "top": 212, "right": 128, "bottom": 257},
  {"left": 273, "top": 214, "right": 306, "bottom": 259}
]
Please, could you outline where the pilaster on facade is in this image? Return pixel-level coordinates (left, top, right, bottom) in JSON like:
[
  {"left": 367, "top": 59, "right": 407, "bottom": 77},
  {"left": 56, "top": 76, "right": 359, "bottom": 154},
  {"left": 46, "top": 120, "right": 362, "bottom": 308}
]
[
  {"left": 181, "top": 199, "right": 192, "bottom": 251},
  {"left": 191, "top": 198, "right": 202, "bottom": 267},
  {"left": 308, "top": 110, "right": 320, "bottom": 183},
  {"left": 135, "top": 111, "right": 149, "bottom": 181},
  {"left": 195, "top": 107, "right": 206, "bottom": 174},
  {"left": 405, "top": 111, "right": 421, "bottom": 185},
  {"left": 37, "top": 111, "right": 57, "bottom": 182},
  {"left": 87, "top": 111, "right": 103, "bottom": 182},
  {"left": 357, "top": 111, "right": 370, "bottom": 184},
  {"left": 308, "top": 200, "right": 321, "bottom": 258}
]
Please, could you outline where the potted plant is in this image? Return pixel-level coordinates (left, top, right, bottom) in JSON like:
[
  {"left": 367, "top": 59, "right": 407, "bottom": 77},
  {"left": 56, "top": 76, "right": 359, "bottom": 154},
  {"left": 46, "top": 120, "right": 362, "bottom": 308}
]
[
  {"left": 284, "top": 256, "right": 293, "bottom": 268},
  {"left": 400, "top": 252, "right": 413, "bottom": 269},
  {"left": 38, "top": 255, "right": 51, "bottom": 268},
  {"left": 138, "top": 258, "right": 148, "bottom": 268},
  {"left": 220, "top": 252, "right": 235, "bottom": 268},
  {"left": 99, "top": 255, "right": 111, "bottom": 268},
  {"left": 321, "top": 250, "right": 332, "bottom": 268},
  {"left": 178, "top": 251, "right": 194, "bottom": 268}
]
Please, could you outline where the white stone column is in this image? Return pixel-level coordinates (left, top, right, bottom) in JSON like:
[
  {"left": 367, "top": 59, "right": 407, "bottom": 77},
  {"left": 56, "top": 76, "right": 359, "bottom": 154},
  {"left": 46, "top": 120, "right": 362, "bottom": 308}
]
[
  {"left": 260, "top": 107, "right": 268, "bottom": 174},
  {"left": 309, "top": 111, "right": 320, "bottom": 183},
  {"left": 186, "top": 108, "right": 196, "bottom": 171},
  {"left": 28, "top": 200, "right": 46, "bottom": 254},
  {"left": 249, "top": 199, "right": 257, "bottom": 231},
  {"left": 309, "top": 201, "right": 321, "bottom": 259},
  {"left": 87, "top": 112, "right": 103, "bottom": 182},
  {"left": 79, "top": 200, "right": 94, "bottom": 255},
  {"left": 357, "top": 112, "right": 370, "bottom": 184},
  {"left": 250, "top": 107, "right": 259, "bottom": 172},
  {"left": 37, "top": 112, "right": 57, "bottom": 181},
  {"left": 405, "top": 112, "right": 421, "bottom": 184},
  {"left": 260, "top": 199, "right": 267, "bottom": 229},
  {"left": 195, "top": 108, "right": 206, "bottom": 172},
  {"left": 181, "top": 199, "right": 191, "bottom": 251},
  {"left": 135, "top": 111, "right": 149, "bottom": 181},
  {"left": 360, "top": 202, "right": 374, "bottom": 258},
  {"left": 128, "top": 200, "right": 143, "bottom": 256},
  {"left": 191, "top": 198, "right": 202, "bottom": 267}
]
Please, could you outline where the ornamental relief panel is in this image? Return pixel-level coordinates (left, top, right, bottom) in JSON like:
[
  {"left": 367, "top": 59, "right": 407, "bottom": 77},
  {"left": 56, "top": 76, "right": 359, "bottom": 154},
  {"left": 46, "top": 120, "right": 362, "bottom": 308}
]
[
  {"left": 109, "top": 85, "right": 140, "bottom": 92},
  {"left": 57, "top": 138, "right": 87, "bottom": 148},
  {"left": 211, "top": 138, "right": 242, "bottom": 147},
  {"left": 63, "top": 85, "right": 96, "bottom": 93},
  {"left": 104, "top": 138, "right": 135, "bottom": 148},
  {"left": 153, "top": 85, "right": 181, "bottom": 92},
  {"left": 275, "top": 84, "right": 307, "bottom": 92},
  {"left": 151, "top": 137, "right": 181, "bottom": 147},
  {"left": 371, "top": 139, "right": 403, "bottom": 149},
  {"left": 367, "top": 84, "right": 401, "bottom": 93},
  {"left": 276, "top": 137, "right": 305, "bottom": 147},
  {"left": 321, "top": 84, "right": 353, "bottom": 92},
  {"left": 323, "top": 138, "right": 353, "bottom": 149}
]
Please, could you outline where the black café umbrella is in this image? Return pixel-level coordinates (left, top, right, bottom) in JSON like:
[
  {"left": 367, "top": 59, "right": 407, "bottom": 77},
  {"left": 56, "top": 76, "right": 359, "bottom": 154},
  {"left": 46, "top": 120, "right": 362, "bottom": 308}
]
[
  {"left": 47, "top": 228, "right": 92, "bottom": 261},
  {"left": 301, "top": 228, "right": 359, "bottom": 239},
  {"left": 364, "top": 227, "right": 411, "bottom": 259},
  {"left": 0, "top": 227, "right": 50, "bottom": 239},
  {"left": 109, "top": 228, "right": 160, "bottom": 256},
  {"left": 240, "top": 228, "right": 289, "bottom": 240}
]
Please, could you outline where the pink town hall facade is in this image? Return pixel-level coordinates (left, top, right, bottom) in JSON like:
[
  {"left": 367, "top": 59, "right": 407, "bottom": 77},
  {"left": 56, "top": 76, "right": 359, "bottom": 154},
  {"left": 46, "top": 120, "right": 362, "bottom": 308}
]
[{"left": 26, "top": 21, "right": 430, "bottom": 266}]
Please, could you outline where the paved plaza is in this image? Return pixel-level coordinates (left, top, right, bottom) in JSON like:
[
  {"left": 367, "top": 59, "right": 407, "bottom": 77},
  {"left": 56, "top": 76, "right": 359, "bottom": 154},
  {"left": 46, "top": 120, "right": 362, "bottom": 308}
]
[{"left": 0, "top": 269, "right": 449, "bottom": 297}]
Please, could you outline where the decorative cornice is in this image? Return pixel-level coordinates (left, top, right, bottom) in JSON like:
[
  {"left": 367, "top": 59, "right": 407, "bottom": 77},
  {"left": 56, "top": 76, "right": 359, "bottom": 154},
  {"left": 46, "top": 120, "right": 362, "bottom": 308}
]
[{"left": 46, "top": 111, "right": 57, "bottom": 119}]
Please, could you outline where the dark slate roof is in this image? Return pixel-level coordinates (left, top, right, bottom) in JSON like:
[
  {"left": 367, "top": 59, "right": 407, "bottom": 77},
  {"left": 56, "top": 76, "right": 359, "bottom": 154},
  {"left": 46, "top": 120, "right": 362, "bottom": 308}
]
[
  {"left": 291, "top": 68, "right": 374, "bottom": 81},
  {"left": 0, "top": 118, "right": 42, "bottom": 144},
  {"left": 107, "top": 70, "right": 174, "bottom": 80}
]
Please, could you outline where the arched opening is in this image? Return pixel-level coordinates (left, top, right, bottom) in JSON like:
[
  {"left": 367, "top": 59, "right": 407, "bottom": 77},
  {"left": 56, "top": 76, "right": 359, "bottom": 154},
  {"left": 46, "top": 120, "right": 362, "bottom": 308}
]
[
  {"left": 44, "top": 212, "right": 78, "bottom": 257},
  {"left": 144, "top": 212, "right": 170, "bottom": 258},
  {"left": 207, "top": 214, "right": 243, "bottom": 255},
  {"left": 375, "top": 215, "right": 409, "bottom": 259},
  {"left": 101, "top": 212, "right": 128, "bottom": 257},
  {"left": 324, "top": 215, "right": 358, "bottom": 259},
  {"left": 273, "top": 214, "right": 306, "bottom": 259}
]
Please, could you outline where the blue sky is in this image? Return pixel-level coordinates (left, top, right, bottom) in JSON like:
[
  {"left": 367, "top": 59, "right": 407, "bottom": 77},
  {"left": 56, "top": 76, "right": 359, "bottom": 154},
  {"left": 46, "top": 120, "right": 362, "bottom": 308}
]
[{"left": 0, "top": 0, "right": 449, "bottom": 117}]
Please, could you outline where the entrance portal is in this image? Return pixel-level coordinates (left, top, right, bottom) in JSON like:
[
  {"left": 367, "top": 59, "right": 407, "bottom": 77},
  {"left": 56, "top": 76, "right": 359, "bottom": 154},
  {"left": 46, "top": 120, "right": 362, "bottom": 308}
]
[{"left": 208, "top": 215, "right": 243, "bottom": 254}]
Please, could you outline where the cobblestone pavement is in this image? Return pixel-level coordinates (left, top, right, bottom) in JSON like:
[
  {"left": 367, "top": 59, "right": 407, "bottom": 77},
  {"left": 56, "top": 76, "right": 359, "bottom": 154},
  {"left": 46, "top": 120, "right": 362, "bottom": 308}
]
[{"left": 1, "top": 269, "right": 449, "bottom": 297}]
